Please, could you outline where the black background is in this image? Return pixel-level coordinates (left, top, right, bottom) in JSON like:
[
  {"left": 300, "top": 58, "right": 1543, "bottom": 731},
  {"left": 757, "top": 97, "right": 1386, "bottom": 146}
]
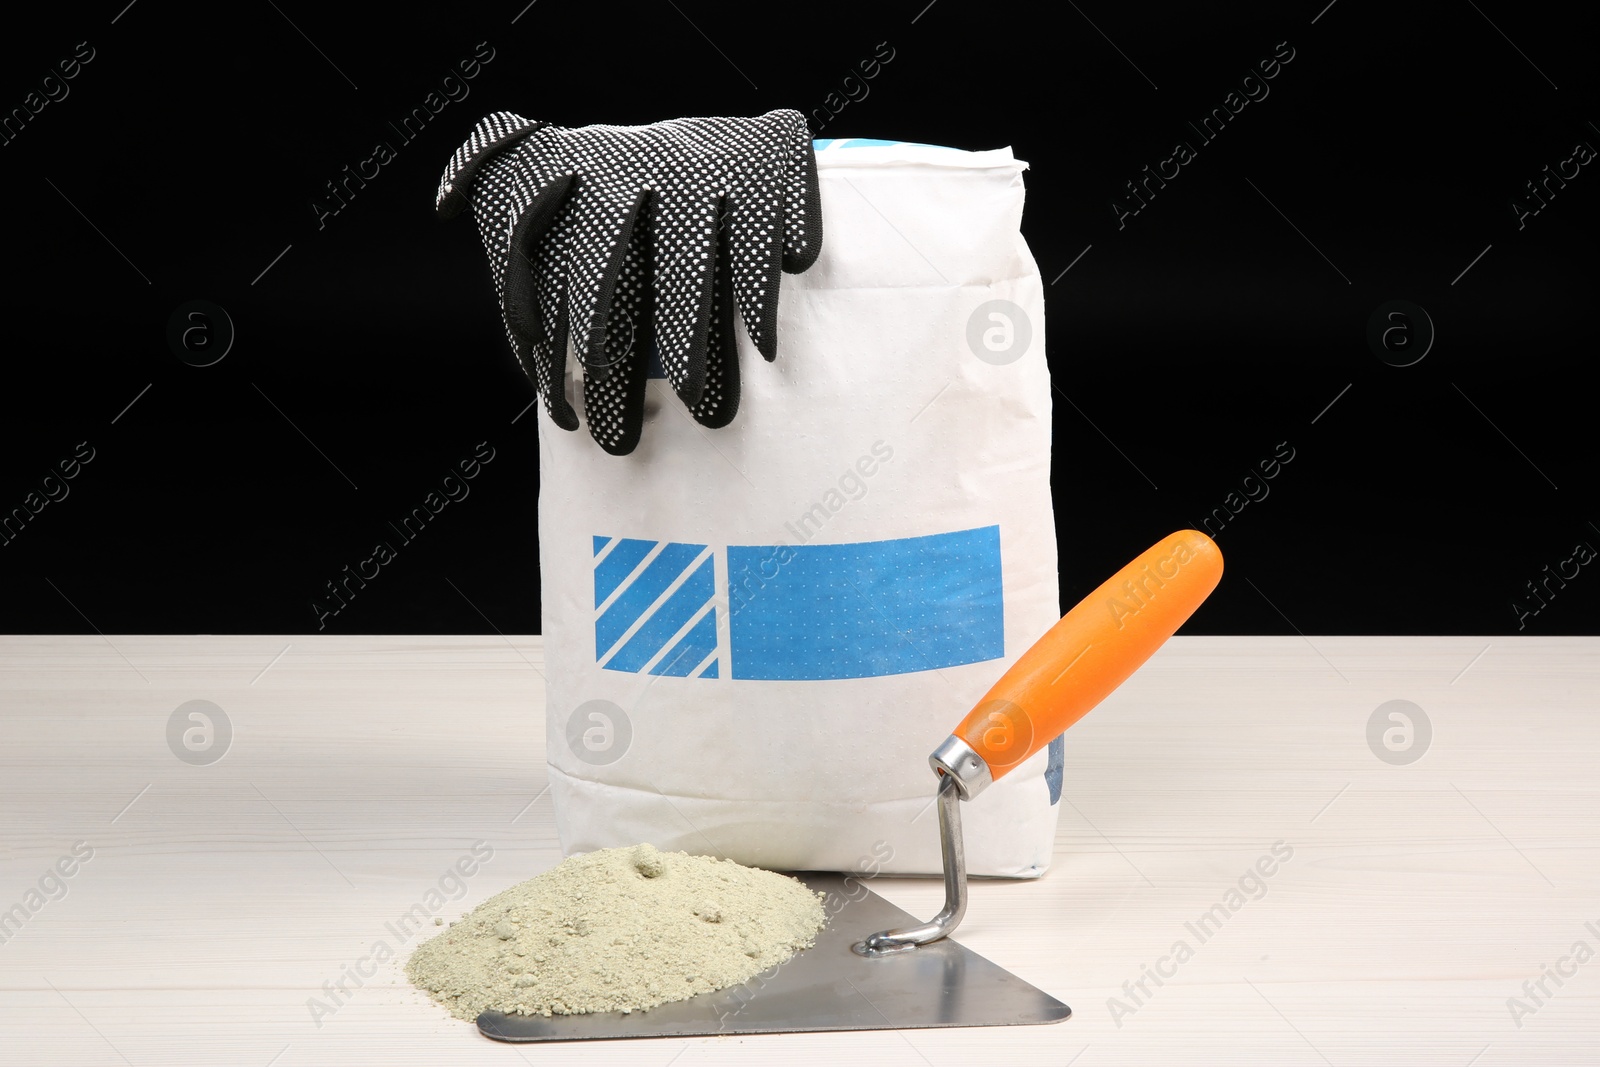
[{"left": 2, "top": 1, "right": 1595, "bottom": 636}]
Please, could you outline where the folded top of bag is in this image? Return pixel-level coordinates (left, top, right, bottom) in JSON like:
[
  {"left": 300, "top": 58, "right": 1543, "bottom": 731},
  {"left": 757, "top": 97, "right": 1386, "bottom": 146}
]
[{"left": 812, "top": 138, "right": 1027, "bottom": 171}]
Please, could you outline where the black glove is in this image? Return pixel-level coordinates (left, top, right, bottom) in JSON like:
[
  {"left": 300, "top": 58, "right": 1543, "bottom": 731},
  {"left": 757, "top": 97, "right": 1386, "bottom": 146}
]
[{"left": 437, "top": 110, "right": 822, "bottom": 454}]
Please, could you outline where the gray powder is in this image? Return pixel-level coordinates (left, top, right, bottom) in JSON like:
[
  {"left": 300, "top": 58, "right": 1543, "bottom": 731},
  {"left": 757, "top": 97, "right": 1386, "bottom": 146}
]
[{"left": 406, "top": 844, "right": 826, "bottom": 1019}]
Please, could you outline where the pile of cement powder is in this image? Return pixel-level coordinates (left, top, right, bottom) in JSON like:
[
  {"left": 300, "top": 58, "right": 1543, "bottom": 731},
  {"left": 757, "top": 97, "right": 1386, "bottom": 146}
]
[{"left": 405, "top": 843, "right": 826, "bottom": 1019}]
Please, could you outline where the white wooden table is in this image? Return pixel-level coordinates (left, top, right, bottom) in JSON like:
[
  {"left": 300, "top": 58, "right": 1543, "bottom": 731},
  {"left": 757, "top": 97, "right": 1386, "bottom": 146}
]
[{"left": 2, "top": 635, "right": 1596, "bottom": 1065}]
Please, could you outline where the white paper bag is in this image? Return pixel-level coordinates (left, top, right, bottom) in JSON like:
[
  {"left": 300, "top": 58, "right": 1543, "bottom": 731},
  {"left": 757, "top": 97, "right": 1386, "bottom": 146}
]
[{"left": 538, "top": 137, "right": 1061, "bottom": 877}]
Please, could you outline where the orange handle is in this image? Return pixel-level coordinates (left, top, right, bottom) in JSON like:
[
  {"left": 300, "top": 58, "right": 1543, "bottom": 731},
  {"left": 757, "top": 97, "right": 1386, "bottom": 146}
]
[{"left": 954, "top": 529, "right": 1223, "bottom": 781}]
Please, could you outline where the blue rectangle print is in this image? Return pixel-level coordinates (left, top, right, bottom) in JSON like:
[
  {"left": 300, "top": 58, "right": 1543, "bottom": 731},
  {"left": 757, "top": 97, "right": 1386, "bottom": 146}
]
[{"left": 727, "top": 526, "right": 1004, "bottom": 680}]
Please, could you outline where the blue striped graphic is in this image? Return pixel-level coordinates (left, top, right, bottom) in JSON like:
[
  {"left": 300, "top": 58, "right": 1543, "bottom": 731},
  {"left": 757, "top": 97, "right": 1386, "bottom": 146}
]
[
  {"left": 726, "top": 525, "right": 1004, "bottom": 681},
  {"left": 594, "top": 536, "right": 655, "bottom": 604},
  {"left": 594, "top": 538, "right": 718, "bottom": 676},
  {"left": 606, "top": 556, "right": 714, "bottom": 673},
  {"left": 651, "top": 608, "right": 718, "bottom": 678}
]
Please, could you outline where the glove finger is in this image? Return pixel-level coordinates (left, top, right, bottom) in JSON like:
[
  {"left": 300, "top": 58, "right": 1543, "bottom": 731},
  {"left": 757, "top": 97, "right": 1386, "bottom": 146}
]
[
  {"left": 526, "top": 207, "right": 580, "bottom": 431},
  {"left": 723, "top": 175, "right": 786, "bottom": 362},
  {"left": 457, "top": 127, "right": 578, "bottom": 430},
  {"left": 564, "top": 184, "right": 650, "bottom": 389},
  {"left": 690, "top": 110, "right": 809, "bottom": 362},
  {"left": 688, "top": 197, "right": 741, "bottom": 428},
  {"left": 582, "top": 208, "right": 653, "bottom": 455},
  {"left": 778, "top": 111, "right": 823, "bottom": 273},
  {"left": 659, "top": 116, "right": 779, "bottom": 360},
  {"left": 518, "top": 334, "right": 578, "bottom": 431},
  {"left": 501, "top": 172, "right": 575, "bottom": 350},
  {"left": 436, "top": 111, "right": 546, "bottom": 220},
  {"left": 646, "top": 191, "right": 718, "bottom": 410},
  {"left": 500, "top": 282, "right": 577, "bottom": 434},
  {"left": 497, "top": 176, "right": 578, "bottom": 430}
]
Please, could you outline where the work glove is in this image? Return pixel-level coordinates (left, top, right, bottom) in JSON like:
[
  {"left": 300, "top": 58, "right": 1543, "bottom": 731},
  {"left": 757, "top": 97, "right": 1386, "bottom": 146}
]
[{"left": 436, "top": 110, "right": 822, "bottom": 455}]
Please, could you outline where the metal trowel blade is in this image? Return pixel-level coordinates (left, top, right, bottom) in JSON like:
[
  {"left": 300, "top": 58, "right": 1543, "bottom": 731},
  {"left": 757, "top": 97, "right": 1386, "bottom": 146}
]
[{"left": 476, "top": 872, "right": 1070, "bottom": 1042}]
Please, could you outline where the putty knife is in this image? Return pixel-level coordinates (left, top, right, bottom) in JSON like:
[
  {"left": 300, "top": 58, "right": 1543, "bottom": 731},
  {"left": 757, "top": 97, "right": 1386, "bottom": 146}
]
[{"left": 478, "top": 529, "right": 1223, "bottom": 1041}]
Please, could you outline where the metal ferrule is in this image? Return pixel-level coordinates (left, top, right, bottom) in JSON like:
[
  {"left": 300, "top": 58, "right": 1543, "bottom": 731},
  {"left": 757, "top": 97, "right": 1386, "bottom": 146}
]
[{"left": 929, "top": 734, "right": 992, "bottom": 801}]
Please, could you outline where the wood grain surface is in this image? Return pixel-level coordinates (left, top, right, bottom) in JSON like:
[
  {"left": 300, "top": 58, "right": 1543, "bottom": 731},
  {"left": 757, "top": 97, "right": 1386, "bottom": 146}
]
[{"left": 2, "top": 635, "right": 1595, "bottom": 1065}]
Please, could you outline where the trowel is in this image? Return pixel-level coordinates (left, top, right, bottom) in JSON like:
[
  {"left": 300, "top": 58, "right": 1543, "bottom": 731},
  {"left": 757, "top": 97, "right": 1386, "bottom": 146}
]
[{"left": 478, "top": 528, "right": 1223, "bottom": 1041}]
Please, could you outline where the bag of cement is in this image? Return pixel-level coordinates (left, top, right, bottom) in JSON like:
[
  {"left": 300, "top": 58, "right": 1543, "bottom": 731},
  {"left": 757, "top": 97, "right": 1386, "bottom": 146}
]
[{"left": 537, "top": 136, "right": 1059, "bottom": 877}]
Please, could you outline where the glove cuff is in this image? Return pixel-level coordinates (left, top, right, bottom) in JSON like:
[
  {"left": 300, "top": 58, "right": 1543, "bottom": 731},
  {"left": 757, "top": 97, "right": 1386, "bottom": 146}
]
[{"left": 436, "top": 112, "right": 549, "bottom": 220}]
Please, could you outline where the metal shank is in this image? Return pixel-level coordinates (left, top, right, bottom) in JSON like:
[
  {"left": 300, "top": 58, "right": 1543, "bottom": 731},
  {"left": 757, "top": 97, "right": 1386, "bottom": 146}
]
[{"left": 852, "top": 770, "right": 968, "bottom": 956}]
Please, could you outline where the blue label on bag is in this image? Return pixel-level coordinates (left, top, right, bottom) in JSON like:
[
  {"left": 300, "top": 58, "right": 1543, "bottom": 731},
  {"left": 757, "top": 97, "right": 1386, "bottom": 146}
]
[
  {"left": 594, "top": 526, "right": 1005, "bottom": 681},
  {"left": 727, "top": 526, "right": 1004, "bottom": 680},
  {"left": 1045, "top": 735, "right": 1064, "bottom": 804}
]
